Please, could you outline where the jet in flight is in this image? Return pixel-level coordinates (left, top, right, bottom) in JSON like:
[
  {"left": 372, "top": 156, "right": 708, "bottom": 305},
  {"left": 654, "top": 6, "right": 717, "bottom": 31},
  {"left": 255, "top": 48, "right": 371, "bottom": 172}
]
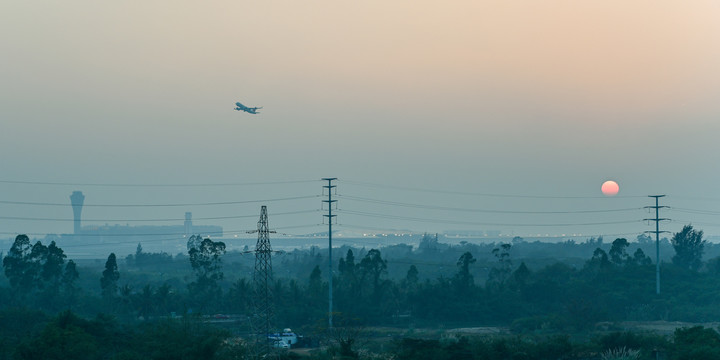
[{"left": 235, "top": 102, "right": 262, "bottom": 114}]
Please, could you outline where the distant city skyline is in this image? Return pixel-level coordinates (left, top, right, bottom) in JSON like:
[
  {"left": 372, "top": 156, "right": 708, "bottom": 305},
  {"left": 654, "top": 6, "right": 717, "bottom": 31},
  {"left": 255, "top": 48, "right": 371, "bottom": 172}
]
[{"left": 2, "top": 1, "right": 719, "bottom": 241}]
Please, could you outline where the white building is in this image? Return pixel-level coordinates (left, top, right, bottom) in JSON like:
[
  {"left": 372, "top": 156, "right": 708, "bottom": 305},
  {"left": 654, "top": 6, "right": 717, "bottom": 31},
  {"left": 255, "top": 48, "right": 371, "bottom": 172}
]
[{"left": 269, "top": 329, "right": 298, "bottom": 348}]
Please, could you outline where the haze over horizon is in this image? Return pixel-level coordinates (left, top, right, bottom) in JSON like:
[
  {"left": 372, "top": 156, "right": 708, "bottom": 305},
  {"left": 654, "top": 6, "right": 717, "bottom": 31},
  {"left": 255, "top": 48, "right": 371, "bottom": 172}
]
[{"left": 2, "top": 1, "right": 719, "bottom": 241}]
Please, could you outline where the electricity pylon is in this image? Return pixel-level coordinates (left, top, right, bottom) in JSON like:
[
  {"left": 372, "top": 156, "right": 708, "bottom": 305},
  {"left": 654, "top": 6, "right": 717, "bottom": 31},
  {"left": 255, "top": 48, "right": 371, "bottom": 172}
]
[{"left": 248, "top": 206, "right": 277, "bottom": 354}]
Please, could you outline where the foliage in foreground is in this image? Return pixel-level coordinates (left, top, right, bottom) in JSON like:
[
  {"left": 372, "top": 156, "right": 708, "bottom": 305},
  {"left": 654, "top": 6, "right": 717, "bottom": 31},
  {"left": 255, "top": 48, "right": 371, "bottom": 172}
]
[
  {"left": 6, "top": 309, "right": 720, "bottom": 360},
  {"left": 9, "top": 310, "right": 235, "bottom": 360}
]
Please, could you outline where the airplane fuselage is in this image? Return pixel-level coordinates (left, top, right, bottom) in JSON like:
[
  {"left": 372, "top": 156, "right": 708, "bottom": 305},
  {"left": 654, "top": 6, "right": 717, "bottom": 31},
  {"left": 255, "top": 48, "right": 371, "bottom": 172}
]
[{"left": 235, "top": 102, "right": 262, "bottom": 114}]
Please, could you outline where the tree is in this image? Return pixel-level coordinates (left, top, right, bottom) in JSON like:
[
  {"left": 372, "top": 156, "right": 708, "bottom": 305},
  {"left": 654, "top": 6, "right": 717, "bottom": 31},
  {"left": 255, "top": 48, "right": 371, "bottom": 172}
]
[
  {"left": 42, "top": 241, "right": 66, "bottom": 286},
  {"left": 671, "top": 224, "right": 705, "bottom": 271},
  {"left": 13, "top": 310, "right": 232, "bottom": 360},
  {"left": 2, "top": 234, "right": 34, "bottom": 294},
  {"left": 100, "top": 253, "right": 119, "bottom": 299},
  {"left": 28, "top": 241, "right": 48, "bottom": 288},
  {"left": 3, "top": 236, "right": 70, "bottom": 309},
  {"left": 338, "top": 249, "right": 356, "bottom": 278},
  {"left": 187, "top": 235, "right": 226, "bottom": 280},
  {"left": 632, "top": 248, "right": 652, "bottom": 266},
  {"left": 453, "top": 252, "right": 476, "bottom": 294},
  {"left": 187, "top": 235, "right": 226, "bottom": 312},
  {"left": 587, "top": 248, "right": 611, "bottom": 270},
  {"left": 227, "top": 279, "right": 250, "bottom": 315},
  {"left": 137, "top": 284, "right": 154, "bottom": 319},
  {"left": 337, "top": 249, "right": 359, "bottom": 314},
  {"left": 61, "top": 260, "right": 80, "bottom": 308},
  {"left": 418, "top": 233, "right": 440, "bottom": 253},
  {"left": 357, "top": 249, "right": 387, "bottom": 299},
  {"left": 608, "top": 238, "right": 630, "bottom": 266},
  {"left": 511, "top": 261, "right": 531, "bottom": 288},
  {"left": 62, "top": 260, "right": 79, "bottom": 288},
  {"left": 636, "top": 234, "right": 653, "bottom": 244},
  {"left": 404, "top": 265, "right": 419, "bottom": 288},
  {"left": 673, "top": 326, "right": 720, "bottom": 359},
  {"left": 328, "top": 315, "right": 365, "bottom": 359},
  {"left": 308, "top": 265, "right": 323, "bottom": 295},
  {"left": 132, "top": 242, "right": 143, "bottom": 267},
  {"left": 487, "top": 243, "right": 512, "bottom": 288}
]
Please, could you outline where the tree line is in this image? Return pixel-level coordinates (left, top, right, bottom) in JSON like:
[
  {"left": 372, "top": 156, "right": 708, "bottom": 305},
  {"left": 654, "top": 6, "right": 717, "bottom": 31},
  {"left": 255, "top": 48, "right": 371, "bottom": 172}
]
[{"left": 2, "top": 225, "right": 717, "bottom": 329}]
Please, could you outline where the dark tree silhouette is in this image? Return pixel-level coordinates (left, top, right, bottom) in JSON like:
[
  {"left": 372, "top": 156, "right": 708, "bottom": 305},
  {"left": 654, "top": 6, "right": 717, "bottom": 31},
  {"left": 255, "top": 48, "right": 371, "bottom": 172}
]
[
  {"left": 42, "top": 241, "right": 66, "bottom": 285},
  {"left": 2, "top": 234, "right": 34, "bottom": 293},
  {"left": 308, "top": 265, "right": 322, "bottom": 294},
  {"left": 186, "top": 235, "right": 226, "bottom": 312},
  {"left": 404, "top": 264, "right": 419, "bottom": 288},
  {"left": 608, "top": 238, "right": 630, "bottom": 266},
  {"left": 672, "top": 224, "right": 705, "bottom": 271},
  {"left": 632, "top": 248, "right": 652, "bottom": 266},
  {"left": 487, "top": 243, "right": 512, "bottom": 288},
  {"left": 100, "top": 253, "right": 119, "bottom": 299},
  {"left": 187, "top": 235, "right": 226, "bottom": 279},
  {"left": 454, "top": 252, "right": 476, "bottom": 294},
  {"left": 358, "top": 249, "right": 387, "bottom": 299}
]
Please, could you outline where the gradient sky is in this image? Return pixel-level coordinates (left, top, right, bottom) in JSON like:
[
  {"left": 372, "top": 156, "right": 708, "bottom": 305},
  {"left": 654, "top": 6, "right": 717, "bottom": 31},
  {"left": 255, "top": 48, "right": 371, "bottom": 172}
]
[{"left": 2, "top": 1, "right": 720, "bottom": 241}]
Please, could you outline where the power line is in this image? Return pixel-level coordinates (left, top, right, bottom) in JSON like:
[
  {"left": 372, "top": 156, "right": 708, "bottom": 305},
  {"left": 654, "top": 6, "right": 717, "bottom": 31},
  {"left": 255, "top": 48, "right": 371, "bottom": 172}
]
[
  {"left": 664, "top": 195, "right": 720, "bottom": 203},
  {"left": 0, "top": 209, "right": 320, "bottom": 223},
  {"left": 338, "top": 209, "right": 641, "bottom": 227},
  {"left": 0, "top": 224, "right": 324, "bottom": 239},
  {"left": 336, "top": 224, "right": 418, "bottom": 234},
  {"left": 336, "top": 224, "right": 641, "bottom": 239},
  {"left": 671, "top": 220, "right": 720, "bottom": 228},
  {"left": 670, "top": 208, "right": 720, "bottom": 216},
  {"left": 343, "top": 180, "right": 648, "bottom": 199},
  {"left": 0, "top": 195, "right": 320, "bottom": 207},
  {"left": 338, "top": 194, "right": 642, "bottom": 214},
  {"left": 0, "top": 179, "right": 319, "bottom": 187}
]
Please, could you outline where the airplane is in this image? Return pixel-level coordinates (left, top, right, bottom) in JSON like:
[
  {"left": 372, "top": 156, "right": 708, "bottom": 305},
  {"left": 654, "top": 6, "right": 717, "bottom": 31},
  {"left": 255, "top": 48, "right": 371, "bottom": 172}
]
[{"left": 235, "top": 102, "right": 262, "bottom": 114}]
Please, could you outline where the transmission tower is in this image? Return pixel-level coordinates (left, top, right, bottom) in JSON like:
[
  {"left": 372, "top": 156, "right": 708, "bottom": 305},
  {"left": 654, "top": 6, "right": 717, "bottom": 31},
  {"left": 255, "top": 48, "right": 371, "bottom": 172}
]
[
  {"left": 645, "top": 195, "right": 669, "bottom": 295},
  {"left": 322, "top": 178, "right": 337, "bottom": 329},
  {"left": 250, "top": 206, "right": 276, "bottom": 353}
]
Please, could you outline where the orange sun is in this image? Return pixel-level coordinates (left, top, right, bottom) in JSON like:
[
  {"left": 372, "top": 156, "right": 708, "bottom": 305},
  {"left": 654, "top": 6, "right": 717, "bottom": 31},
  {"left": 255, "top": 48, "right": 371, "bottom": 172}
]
[{"left": 601, "top": 180, "right": 619, "bottom": 196}]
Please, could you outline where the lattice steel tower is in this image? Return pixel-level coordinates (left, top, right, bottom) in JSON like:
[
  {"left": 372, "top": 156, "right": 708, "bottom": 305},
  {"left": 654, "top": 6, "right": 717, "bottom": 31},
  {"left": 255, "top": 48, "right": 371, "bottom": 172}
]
[{"left": 252, "top": 206, "right": 274, "bottom": 352}]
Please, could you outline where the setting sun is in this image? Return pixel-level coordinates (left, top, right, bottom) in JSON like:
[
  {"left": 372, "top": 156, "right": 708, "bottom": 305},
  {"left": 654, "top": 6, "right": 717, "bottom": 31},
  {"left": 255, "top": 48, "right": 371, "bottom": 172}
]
[{"left": 601, "top": 180, "right": 619, "bottom": 196}]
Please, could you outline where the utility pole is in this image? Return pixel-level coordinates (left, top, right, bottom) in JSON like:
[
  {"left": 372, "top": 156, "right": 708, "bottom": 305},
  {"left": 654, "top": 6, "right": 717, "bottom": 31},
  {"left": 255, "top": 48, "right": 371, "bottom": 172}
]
[
  {"left": 645, "top": 195, "right": 669, "bottom": 295},
  {"left": 322, "top": 178, "right": 337, "bottom": 329}
]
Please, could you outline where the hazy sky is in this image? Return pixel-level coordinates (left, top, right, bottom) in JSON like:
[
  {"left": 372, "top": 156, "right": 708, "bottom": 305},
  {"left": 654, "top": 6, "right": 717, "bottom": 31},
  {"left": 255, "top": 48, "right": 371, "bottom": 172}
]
[{"left": 2, "top": 1, "right": 720, "bottom": 242}]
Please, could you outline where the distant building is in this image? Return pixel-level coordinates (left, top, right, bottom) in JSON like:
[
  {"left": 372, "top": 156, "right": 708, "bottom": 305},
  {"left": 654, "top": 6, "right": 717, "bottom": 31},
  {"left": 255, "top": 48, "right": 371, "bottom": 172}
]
[
  {"left": 70, "top": 191, "right": 85, "bottom": 234},
  {"left": 67, "top": 191, "right": 222, "bottom": 243}
]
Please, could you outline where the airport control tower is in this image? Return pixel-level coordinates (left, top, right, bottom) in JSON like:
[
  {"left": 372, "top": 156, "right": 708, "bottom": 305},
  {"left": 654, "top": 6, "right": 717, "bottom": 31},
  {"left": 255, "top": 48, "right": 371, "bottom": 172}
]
[
  {"left": 184, "top": 212, "right": 193, "bottom": 237},
  {"left": 70, "top": 191, "right": 85, "bottom": 234}
]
